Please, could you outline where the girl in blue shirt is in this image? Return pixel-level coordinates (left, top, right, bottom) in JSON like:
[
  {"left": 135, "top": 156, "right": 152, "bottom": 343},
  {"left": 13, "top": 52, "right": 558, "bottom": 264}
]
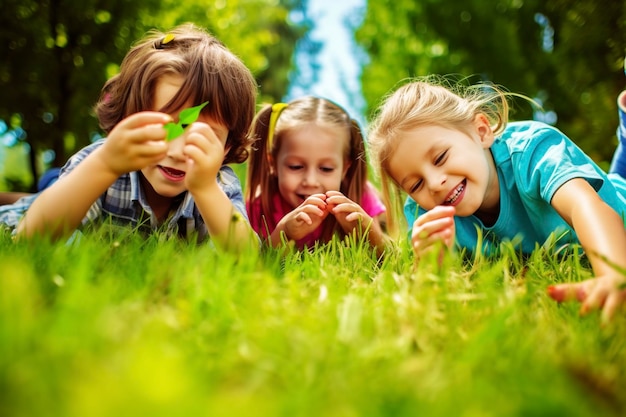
[{"left": 368, "top": 76, "right": 626, "bottom": 323}]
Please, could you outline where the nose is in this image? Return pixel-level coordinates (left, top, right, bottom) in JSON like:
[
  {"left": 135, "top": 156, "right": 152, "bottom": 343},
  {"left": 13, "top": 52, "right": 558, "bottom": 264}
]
[
  {"left": 302, "top": 168, "right": 320, "bottom": 187},
  {"left": 427, "top": 170, "right": 447, "bottom": 194},
  {"left": 166, "top": 136, "right": 186, "bottom": 162}
]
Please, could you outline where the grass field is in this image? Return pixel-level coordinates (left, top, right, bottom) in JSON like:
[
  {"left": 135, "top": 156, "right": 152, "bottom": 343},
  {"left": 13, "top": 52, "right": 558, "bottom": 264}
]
[{"left": 1, "top": 229, "right": 624, "bottom": 417}]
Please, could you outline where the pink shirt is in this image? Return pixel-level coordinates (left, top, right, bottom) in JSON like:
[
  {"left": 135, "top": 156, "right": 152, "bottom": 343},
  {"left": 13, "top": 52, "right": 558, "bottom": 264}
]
[{"left": 247, "top": 181, "right": 386, "bottom": 249}]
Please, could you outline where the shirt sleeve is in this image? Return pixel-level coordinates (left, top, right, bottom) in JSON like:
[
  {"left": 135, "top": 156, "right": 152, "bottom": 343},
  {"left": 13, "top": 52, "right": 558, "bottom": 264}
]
[
  {"left": 511, "top": 123, "right": 604, "bottom": 203},
  {"left": 361, "top": 181, "right": 386, "bottom": 218},
  {"left": 217, "top": 165, "right": 249, "bottom": 222},
  {"left": 60, "top": 140, "right": 106, "bottom": 223}
]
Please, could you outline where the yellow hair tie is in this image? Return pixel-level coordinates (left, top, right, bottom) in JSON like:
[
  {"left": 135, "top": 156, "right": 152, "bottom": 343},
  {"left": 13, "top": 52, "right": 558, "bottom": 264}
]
[
  {"left": 267, "top": 102, "right": 288, "bottom": 155},
  {"left": 162, "top": 33, "right": 175, "bottom": 44}
]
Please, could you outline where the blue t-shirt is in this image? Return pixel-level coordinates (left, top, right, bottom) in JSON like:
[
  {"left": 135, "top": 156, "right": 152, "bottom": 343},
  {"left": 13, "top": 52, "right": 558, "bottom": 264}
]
[{"left": 404, "top": 121, "right": 626, "bottom": 254}]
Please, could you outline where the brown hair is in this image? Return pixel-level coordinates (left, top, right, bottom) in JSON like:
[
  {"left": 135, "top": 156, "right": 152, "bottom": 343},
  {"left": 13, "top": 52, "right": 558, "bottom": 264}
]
[
  {"left": 94, "top": 23, "right": 257, "bottom": 164},
  {"left": 246, "top": 96, "right": 368, "bottom": 243}
]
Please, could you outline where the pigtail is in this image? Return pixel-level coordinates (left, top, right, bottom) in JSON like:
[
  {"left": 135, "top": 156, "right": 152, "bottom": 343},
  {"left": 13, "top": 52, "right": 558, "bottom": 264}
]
[
  {"left": 341, "top": 119, "right": 367, "bottom": 205},
  {"left": 246, "top": 104, "right": 279, "bottom": 235}
]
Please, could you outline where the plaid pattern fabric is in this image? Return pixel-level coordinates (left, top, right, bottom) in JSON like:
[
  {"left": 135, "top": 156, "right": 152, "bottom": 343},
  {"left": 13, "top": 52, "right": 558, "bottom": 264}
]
[
  {"left": 1, "top": 139, "right": 250, "bottom": 242},
  {"left": 0, "top": 193, "right": 39, "bottom": 231}
]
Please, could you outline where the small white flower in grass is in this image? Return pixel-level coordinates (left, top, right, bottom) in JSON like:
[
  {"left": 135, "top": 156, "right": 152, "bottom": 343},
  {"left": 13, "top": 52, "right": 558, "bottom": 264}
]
[
  {"left": 52, "top": 274, "right": 65, "bottom": 287},
  {"left": 318, "top": 284, "right": 328, "bottom": 302},
  {"left": 392, "top": 292, "right": 403, "bottom": 305}
]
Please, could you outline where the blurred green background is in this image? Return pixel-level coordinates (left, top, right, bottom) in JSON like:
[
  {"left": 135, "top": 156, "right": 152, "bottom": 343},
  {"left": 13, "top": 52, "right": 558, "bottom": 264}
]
[{"left": 1, "top": 0, "right": 624, "bottom": 191}]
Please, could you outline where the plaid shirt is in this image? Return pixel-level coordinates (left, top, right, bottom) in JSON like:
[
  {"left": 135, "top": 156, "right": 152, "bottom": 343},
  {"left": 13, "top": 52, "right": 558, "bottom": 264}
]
[{"left": 1, "top": 139, "right": 250, "bottom": 242}]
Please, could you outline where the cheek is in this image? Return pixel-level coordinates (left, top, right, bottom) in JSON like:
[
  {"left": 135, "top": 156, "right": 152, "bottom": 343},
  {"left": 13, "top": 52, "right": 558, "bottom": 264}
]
[{"left": 276, "top": 169, "right": 296, "bottom": 190}]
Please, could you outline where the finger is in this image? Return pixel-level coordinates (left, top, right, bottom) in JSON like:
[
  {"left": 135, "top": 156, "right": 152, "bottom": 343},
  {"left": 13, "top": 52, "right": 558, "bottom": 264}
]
[
  {"left": 299, "top": 204, "right": 326, "bottom": 218},
  {"left": 325, "top": 196, "right": 348, "bottom": 206},
  {"left": 412, "top": 216, "right": 453, "bottom": 240},
  {"left": 325, "top": 190, "right": 344, "bottom": 198},
  {"left": 187, "top": 123, "right": 223, "bottom": 146},
  {"left": 302, "top": 196, "right": 327, "bottom": 209},
  {"left": 579, "top": 286, "right": 606, "bottom": 316},
  {"left": 344, "top": 212, "right": 364, "bottom": 223},
  {"left": 331, "top": 202, "right": 360, "bottom": 214},
  {"left": 130, "top": 137, "right": 169, "bottom": 158},
  {"left": 305, "top": 193, "right": 327, "bottom": 202},
  {"left": 122, "top": 111, "right": 173, "bottom": 129},
  {"left": 123, "top": 123, "right": 170, "bottom": 147},
  {"left": 600, "top": 293, "right": 623, "bottom": 325},
  {"left": 547, "top": 283, "right": 588, "bottom": 303},
  {"left": 414, "top": 228, "right": 452, "bottom": 249},
  {"left": 419, "top": 205, "right": 455, "bottom": 222},
  {"left": 295, "top": 211, "right": 313, "bottom": 225}
]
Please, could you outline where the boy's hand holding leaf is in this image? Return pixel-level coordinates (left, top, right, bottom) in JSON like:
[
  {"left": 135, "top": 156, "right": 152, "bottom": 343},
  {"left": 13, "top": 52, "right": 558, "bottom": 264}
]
[{"left": 163, "top": 101, "right": 208, "bottom": 141}]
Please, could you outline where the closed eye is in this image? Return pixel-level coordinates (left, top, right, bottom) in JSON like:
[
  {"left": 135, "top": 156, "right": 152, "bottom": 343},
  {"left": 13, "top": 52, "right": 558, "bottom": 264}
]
[
  {"left": 320, "top": 166, "right": 335, "bottom": 173},
  {"left": 288, "top": 165, "right": 303, "bottom": 171},
  {"left": 435, "top": 150, "right": 447, "bottom": 165},
  {"left": 409, "top": 179, "right": 423, "bottom": 194}
]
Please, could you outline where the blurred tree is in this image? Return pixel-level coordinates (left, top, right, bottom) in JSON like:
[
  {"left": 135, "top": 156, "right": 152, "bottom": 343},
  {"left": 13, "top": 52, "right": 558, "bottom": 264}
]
[
  {"left": 0, "top": 0, "right": 161, "bottom": 189},
  {"left": 356, "top": 0, "right": 626, "bottom": 165},
  {"left": 0, "top": 0, "right": 307, "bottom": 191},
  {"left": 142, "top": 0, "right": 309, "bottom": 105}
]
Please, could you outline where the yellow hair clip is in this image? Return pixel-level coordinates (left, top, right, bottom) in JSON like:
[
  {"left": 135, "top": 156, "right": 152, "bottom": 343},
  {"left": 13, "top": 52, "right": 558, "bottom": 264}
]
[
  {"left": 267, "top": 102, "right": 288, "bottom": 155},
  {"left": 162, "top": 33, "right": 175, "bottom": 44}
]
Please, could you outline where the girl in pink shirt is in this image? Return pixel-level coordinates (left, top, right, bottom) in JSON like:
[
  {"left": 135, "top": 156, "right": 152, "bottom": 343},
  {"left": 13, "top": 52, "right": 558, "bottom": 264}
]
[{"left": 246, "top": 96, "right": 387, "bottom": 254}]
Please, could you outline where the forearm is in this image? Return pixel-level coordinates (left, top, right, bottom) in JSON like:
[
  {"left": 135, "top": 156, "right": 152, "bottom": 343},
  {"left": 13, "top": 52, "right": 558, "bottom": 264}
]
[
  {"left": 269, "top": 224, "right": 289, "bottom": 248},
  {"left": 16, "top": 151, "right": 118, "bottom": 239},
  {"left": 572, "top": 202, "right": 626, "bottom": 278},
  {"left": 193, "top": 183, "right": 258, "bottom": 253}
]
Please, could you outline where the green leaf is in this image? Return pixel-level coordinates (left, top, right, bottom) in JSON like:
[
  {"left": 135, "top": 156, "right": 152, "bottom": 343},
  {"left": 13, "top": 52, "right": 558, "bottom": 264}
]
[
  {"left": 179, "top": 101, "right": 208, "bottom": 125},
  {"left": 163, "top": 101, "right": 209, "bottom": 141},
  {"left": 164, "top": 122, "right": 185, "bottom": 141}
]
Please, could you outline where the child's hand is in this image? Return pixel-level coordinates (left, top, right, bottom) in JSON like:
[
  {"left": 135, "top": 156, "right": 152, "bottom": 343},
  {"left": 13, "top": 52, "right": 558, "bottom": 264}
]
[
  {"left": 275, "top": 194, "right": 329, "bottom": 242},
  {"left": 325, "top": 190, "right": 372, "bottom": 234},
  {"left": 98, "top": 112, "right": 171, "bottom": 175},
  {"left": 180, "top": 121, "right": 226, "bottom": 194},
  {"left": 411, "top": 205, "right": 455, "bottom": 261},
  {"left": 547, "top": 273, "right": 626, "bottom": 324}
]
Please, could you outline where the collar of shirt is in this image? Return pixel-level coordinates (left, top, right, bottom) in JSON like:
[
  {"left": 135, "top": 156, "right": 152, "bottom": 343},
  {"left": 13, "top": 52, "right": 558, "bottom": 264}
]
[{"left": 129, "top": 171, "right": 195, "bottom": 226}]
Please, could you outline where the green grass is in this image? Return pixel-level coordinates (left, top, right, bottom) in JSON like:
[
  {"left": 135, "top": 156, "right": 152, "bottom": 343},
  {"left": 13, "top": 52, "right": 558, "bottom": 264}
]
[{"left": 0, "top": 229, "right": 624, "bottom": 417}]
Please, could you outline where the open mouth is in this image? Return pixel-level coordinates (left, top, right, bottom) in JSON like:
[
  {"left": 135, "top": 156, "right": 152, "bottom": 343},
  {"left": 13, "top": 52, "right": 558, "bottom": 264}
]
[
  {"left": 158, "top": 165, "right": 186, "bottom": 182},
  {"left": 443, "top": 179, "right": 466, "bottom": 206}
]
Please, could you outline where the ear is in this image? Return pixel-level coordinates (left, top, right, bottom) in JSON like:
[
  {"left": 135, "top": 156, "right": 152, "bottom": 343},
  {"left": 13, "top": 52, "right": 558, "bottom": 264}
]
[{"left": 473, "top": 113, "right": 495, "bottom": 148}]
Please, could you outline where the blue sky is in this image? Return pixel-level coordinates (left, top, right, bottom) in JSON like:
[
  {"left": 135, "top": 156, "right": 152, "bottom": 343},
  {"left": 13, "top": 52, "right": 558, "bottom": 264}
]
[{"left": 286, "top": 0, "right": 367, "bottom": 127}]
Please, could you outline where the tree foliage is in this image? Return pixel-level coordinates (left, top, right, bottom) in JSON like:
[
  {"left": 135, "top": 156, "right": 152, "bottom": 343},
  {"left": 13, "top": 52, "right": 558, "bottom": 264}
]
[
  {"left": 0, "top": 0, "right": 306, "bottom": 190},
  {"left": 356, "top": 0, "right": 626, "bottom": 165}
]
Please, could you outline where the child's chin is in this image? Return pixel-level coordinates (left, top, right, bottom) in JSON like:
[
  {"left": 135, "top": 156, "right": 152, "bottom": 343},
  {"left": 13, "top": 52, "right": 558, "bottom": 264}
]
[{"left": 156, "top": 186, "right": 186, "bottom": 198}]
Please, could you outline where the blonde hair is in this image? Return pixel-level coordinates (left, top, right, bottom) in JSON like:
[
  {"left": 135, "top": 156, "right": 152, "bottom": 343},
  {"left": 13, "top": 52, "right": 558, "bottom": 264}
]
[
  {"left": 95, "top": 23, "right": 257, "bottom": 164},
  {"left": 246, "top": 96, "right": 368, "bottom": 243},
  {"left": 368, "top": 75, "right": 514, "bottom": 235}
]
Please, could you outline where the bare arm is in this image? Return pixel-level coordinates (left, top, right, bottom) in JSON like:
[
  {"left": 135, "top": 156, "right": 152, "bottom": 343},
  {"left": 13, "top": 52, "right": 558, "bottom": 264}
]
[
  {"left": 550, "top": 178, "right": 626, "bottom": 321},
  {"left": 182, "top": 122, "right": 258, "bottom": 253},
  {"left": 16, "top": 112, "right": 171, "bottom": 240},
  {"left": 192, "top": 182, "right": 258, "bottom": 252}
]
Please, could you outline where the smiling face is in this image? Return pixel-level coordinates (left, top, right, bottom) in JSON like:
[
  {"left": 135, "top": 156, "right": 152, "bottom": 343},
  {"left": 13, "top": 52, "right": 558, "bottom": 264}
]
[
  {"left": 273, "top": 122, "right": 349, "bottom": 209},
  {"left": 386, "top": 115, "right": 500, "bottom": 219},
  {"left": 140, "top": 73, "right": 228, "bottom": 199}
]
